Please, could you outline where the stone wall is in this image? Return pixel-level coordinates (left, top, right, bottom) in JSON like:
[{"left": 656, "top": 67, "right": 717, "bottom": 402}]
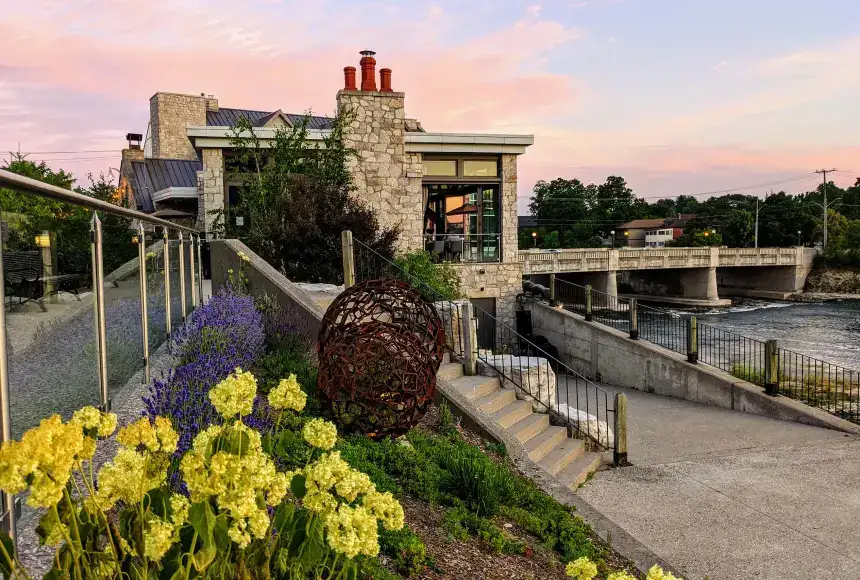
[
  {"left": 336, "top": 90, "right": 424, "bottom": 252},
  {"left": 150, "top": 92, "right": 208, "bottom": 160},
  {"left": 199, "top": 149, "right": 224, "bottom": 236},
  {"left": 501, "top": 154, "right": 519, "bottom": 263},
  {"left": 453, "top": 262, "right": 523, "bottom": 330}
]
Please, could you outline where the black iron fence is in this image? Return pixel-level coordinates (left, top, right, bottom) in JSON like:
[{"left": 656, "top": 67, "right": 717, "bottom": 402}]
[
  {"left": 351, "top": 238, "right": 619, "bottom": 456},
  {"left": 547, "top": 276, "right": 860, "bottom": 425}
]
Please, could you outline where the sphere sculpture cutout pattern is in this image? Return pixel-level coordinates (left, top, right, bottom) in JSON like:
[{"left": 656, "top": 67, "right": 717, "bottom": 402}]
[{"left": 317, "top": 279, "right": 445, "bottom": 438}]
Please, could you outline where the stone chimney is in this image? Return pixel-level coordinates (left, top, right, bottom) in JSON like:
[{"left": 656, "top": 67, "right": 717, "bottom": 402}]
[
  {"left": 149, "top": 92, "right": 208, "bottom": 160},
  {"left": 379, "top": 68, "right": 393, "bottom": 92},
  {"left": 343, "top": 66, "right": 357, "bottom": 91},
  {"left": 359, "top": 50, "right": 378, "bottom": 91}
]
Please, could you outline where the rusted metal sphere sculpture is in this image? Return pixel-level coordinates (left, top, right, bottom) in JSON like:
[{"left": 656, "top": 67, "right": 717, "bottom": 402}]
[{"left": 317, "top": 279, "right": 445, "bottom": 437}]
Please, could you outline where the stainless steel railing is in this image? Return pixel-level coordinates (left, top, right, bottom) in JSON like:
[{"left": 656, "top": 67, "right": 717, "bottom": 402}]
[{"left": 0, "top": 168, "right": 205, "bottom": 544}]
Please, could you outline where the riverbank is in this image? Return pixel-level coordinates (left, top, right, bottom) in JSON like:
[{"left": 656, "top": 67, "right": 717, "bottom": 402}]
[
  {"left": 804, "top": 266, "right": 860, "bottom": 295},
  {"left": 790, "top": 292, "right": 860, "bottom": 302}
]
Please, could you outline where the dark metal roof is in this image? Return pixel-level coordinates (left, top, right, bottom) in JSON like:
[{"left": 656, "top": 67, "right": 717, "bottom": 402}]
[
  {"left": 206, "top": 108, "right": 334, "bottom": 130},
  {"left": 129, "top": 159, "right": 202, "bottom": 213}
]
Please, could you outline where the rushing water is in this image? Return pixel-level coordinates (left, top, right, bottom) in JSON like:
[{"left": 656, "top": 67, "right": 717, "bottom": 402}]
[{"left": 663, "top": 299, "right": 860, "bottom": 370}]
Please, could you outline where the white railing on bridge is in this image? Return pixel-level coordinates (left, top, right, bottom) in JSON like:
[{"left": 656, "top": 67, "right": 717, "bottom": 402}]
[{"left": 518, "top": 247, "right": 814, "bottom": 274}]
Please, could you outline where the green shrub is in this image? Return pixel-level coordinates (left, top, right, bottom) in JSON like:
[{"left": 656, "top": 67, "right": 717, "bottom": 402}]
[
  {"left": 438, "top": 399, "right": 458, "bottom": 438},
  {"left": 255, "top": 335, "right": 320, "bottom": 414},
  {"left": 393, "top": 251, "right": 462, "bottom": 301},
  {"left": 379, "top": 526, "right": 430, "bottom": 577},
  {"left": 442, "top": 447, "right": 514, "bottom": 517},
  {"left": 443, "top": 507, "right": 525, "bottom": 555}
]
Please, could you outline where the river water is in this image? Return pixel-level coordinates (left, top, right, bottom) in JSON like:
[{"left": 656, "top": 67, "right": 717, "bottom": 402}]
[{"left": 664, "top": 299, "right": 860, "bottom": 370}]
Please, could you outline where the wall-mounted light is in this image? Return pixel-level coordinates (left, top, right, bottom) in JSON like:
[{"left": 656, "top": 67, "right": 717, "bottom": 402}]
[
  {"left": 34, "top": 232, "right": 51, "bottom": 248},
  {"left": 131, "top": 235, "right": 140, "bottom": 245}
]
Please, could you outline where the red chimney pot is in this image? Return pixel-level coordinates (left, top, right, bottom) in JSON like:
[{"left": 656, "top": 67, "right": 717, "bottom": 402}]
[
  {"left": 379, "top": 68, "right": 392, "bottom": 92},
  {"left": 343, "top": 66, "right": 357, "bottom": 91},
  {"left": 359, "top": 50, "right": 378, "bottom": 91}
]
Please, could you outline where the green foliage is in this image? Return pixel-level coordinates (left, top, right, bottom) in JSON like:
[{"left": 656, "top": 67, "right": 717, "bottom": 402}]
[
  {"left": 379, "top": 526, "right": 430, "bottom": 577},
  {"left": 437, "top": 399, "right": 458, "bottom": 438},
  {"left": 541, "top": 230, "right": 560, "bottom": 249},
  {"left": 221, "top": 114, "right": 398, "bottom": 284},
  {"left": 442, "top": 447, "right": 514, "bottom": 517},
  {"left": 668, "top": 228, "right": 723, "bottom": 247},
  {"left": 393, "top": 250, "right": 462, "bottom": 300},
  {"left": 443, "top": 507, "right": 525, "bottom": 555}
]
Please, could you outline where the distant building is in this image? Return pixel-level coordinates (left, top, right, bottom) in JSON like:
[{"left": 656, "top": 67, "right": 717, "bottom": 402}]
[{"left": 617, "top": 214, "right": 695, "bottom": 247}]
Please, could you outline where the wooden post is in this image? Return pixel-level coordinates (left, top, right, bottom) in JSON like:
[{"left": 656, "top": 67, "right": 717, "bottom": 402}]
[
  {"left": 585, "top": 284, "right": 593, "bottom": 321},
  {"left": 687, "top": 316, "right": 698, "bottom": 364},
  {"left": 341, "top": 230, "right": 355, "bottom": 288},
  {"left": 461, "top": 301, "right": 477, "bottom": 376},
  {"left": 628, "top": 298, "right": 638, "bottom": 340},
  {"left": 549, "top": 273, "right": 557, "bottom": 306},
  {"left": 764, "top": 339, "right": 779, "bottom": 396},
  {"left": 613, "top": 393, "right": 628, "bottom": 466}
]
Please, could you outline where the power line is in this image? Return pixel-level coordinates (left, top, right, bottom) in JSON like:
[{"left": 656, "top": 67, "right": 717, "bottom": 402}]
[{"left": 7, "top": 149, "right": 121, "bottom": 154}]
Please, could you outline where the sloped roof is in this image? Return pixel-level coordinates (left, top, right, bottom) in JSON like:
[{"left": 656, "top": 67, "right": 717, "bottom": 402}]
[
  {"left": 206, "top": 108, "right": 335, "bottom": 130},
  {"left": 617, "top": 218, "right": 667, "bottom": 230},
  {"left": 128, "top": 158, "right": 202, "bottom": 212}
]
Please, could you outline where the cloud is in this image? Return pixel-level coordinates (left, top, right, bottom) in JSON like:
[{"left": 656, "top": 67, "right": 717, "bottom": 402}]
[
  {"left": 571, "top": 1, "right": 588, "bottom": 8},
  {"left": 526, "top": 4, "right": 542, "bottom": 16}
]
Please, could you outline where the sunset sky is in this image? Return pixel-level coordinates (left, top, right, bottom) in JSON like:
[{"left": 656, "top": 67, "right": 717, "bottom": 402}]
[{"left": 1, "top": 0, "right": 858, "bottom": 212}]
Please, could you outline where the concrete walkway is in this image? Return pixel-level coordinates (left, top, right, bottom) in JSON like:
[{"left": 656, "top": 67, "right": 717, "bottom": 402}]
[{"left": 564, "top": 378, "right": 860, "bottom": 580}]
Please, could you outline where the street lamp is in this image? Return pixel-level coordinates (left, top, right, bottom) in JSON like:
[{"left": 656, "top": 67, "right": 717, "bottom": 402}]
[
  {"left": 531, "top": 231, "right": 537, "bottom": 248},
  {"left": 610, "top": 230, "right": 616, "bottom": 248},
  {"left": 797, "top": 230, "right": 802, "bottom": 246}
]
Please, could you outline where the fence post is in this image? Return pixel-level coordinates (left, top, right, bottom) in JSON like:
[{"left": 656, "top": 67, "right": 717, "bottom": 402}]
[
  {"left": 137, "top": 222, "right": 150, "bottom": 385},
  {"left": 765, "top": 339, "right": 779, "bottom": 396},
  {"left": 189, "top": 233, "right": 198, "bottom": 309},
  {"left": 613, "top": 393, "right": 628, "bottom": 466},
  {"left": 196, "top": 235, "right": 204, "bottom": 302},
  {"left": 163, "top": 228, "right": 171, "bottom": 339},
  {"left": 549, "top": 273, "right": 557, "bottom": 306},
  {"left": 341, "top": 230, "right": 355, "bottom": 288},
  {"left": 461, "top": 301, "right": 477, "bottom": 376},
  {"left": 687, "top": 316, "right": 698, "bottom": 364},
  {"left": 91, "top": 213, "right": 109, "bottom": 411},
  {"left": 178, "top": 232, "right": 187, "bottom": 322},
  {"left": 0, "top": 233, "right": 18, "bottom": 544},
  {"left": 628, "top": 298, "right": 638, "bottom": 340},
  {"left": 585, "top": 284, "right": 593, "bottom": 321}
]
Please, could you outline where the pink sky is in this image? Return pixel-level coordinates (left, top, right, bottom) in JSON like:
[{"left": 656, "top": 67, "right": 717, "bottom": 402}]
[{"left": 1, "top": 0, "right": 858, "bottom": 212}]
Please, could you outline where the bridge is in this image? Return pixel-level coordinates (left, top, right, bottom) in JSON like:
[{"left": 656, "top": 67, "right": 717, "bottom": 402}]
[{"left": 518, "top": 247, "right": 817, "bottom": 305}]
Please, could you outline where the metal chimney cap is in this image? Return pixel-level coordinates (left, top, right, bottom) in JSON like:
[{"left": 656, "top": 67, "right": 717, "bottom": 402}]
[{"left": 360, "top": 50, "right": 376, "bottom": 57}]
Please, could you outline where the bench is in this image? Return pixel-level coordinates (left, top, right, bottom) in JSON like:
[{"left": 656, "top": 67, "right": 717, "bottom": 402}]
[{"left": 3, "top": 251, "right": 82, "bottom": 311}]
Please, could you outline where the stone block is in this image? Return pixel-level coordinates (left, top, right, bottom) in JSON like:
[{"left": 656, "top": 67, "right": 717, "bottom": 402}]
[
  {"left": 556, "top": 404, "right": 615, "bottom": 448},
  {"left": 479, "top": 356, "right": 557, "bottom": 412}
]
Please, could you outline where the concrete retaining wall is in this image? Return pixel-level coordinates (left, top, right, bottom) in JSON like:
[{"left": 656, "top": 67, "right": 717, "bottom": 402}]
[
  {"left": 526, "top": 300, "right": 860, "bottom": 434},
  {"left": 210, "top": 240, "right": 326, "bottom": 340}
]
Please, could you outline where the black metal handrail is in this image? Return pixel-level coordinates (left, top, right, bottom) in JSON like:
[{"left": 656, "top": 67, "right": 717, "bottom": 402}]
[{"left": 352, "top": 239, "right": 617, "bottom": 453}]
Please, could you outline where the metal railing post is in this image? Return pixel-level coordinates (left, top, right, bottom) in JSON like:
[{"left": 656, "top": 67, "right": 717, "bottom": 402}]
[
  {"left": 196, "top": 235, "right": 204, "bottom": 302},
  {"left": 342, "top": 230, "right": 355, "bottom": 288},
  {"left": 584, "top": 284, "right": 593, "bottom": 321},
  {"left": 629, "top": 298, "right": 639, "bottom": 340},
  {"left": 91, "top": 213, "right": 109, "bottom": 411},
  {"left": 687, "top": 316, "right": 698, "bottom": 364},
  {"left": 765, "top": 339, "right": 779, "bottom": 396},
  {"left": 613, "top": 393, "right": 629, "bottom": 466},
  {"left": 178, "top": 232, "right": 187, "bottom": 322},
  {"left": 137, "top": 223, "right": 150, "bottom": 384},
  {"left": 189, "top": 234, "right": 198, "bottom": 309},
  {"left": 549, "top": 273, "right": 557, "bottom": 306},
  {"left": 0, "top": 236, "right": 18, "bottom": 543},
  {"left": 461, "top": 302, "right": 477, "bottom": 376},
  {"left": 163, "top": 228, "right": 172, "bottom": 339}
]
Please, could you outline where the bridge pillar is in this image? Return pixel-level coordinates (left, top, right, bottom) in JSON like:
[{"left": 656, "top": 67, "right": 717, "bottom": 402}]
[
  {"left": 582, "top": 270, "right": 618, "bottom": 297},
  {"left": 679, "top": 267, "right": 718, "bottom": 300}
]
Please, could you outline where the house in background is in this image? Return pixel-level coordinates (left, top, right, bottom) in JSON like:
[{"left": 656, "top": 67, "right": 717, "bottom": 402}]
[
  {"left": 617, "top": 214, "right": 695, "bottom": 247},
  {"left": 117, "top": 50, "right": 534, "bottom": 334}
]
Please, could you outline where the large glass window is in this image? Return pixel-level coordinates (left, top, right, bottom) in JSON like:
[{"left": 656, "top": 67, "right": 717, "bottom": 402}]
[
  {"left": 463, "top": 160, "right": 498, "bottom": 177},
  {"left": 423, "top": 160, "right": 457, "bottom": 176},
  {"left": 423, "top": 184, "right": 500, "bottom": 262}
]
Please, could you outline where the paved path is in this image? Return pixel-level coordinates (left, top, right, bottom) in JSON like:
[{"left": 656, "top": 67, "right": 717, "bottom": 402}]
[{"left": 563, "top": 378, "right": 860, "bottom": 580}]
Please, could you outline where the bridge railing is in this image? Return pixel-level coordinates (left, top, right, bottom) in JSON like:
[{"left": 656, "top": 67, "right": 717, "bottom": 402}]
[{"left": 547, "top": 276, "right": 860, "bottom": 425}]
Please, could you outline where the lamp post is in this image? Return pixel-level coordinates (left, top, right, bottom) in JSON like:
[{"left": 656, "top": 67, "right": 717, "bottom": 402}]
[
  {"left": 531, "top": 231, "right": 537, "bottom": 248},
  {"left": 623, "top": 231, "right": 629, "bottom": 246},
  {"left": 610, "top": 230, "right": 616, "bottom": 248},
  {"left": 797, "top": 230, "right": 802, "bottom": 247}
]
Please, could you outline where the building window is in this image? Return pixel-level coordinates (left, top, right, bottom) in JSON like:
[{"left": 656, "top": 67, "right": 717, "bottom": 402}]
[
  {"left": 424, "top": 183, "right": 500, "bottom": 263},
  {"left": 423, "top": 159, "right": 457, "bottom": 176},
  {"left": 463, "top": 160, "right": 498, "bottom": 177}
]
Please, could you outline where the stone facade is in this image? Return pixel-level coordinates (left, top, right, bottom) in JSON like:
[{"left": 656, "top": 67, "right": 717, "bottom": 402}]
[
  {"left": 452, "top": 263, "right": 523, "bottom": 331},
  {"left": 199, "top": 148, "right": 224, "bottom": 235},
  {"left": 150, "top": 92, "right": 209, "bottom": 160},
  {"left": 500, "top": 153, "right": 519, "bottom": 263},
  {"left": 336, "top": 90, "right": 424, "bottom": 251}
]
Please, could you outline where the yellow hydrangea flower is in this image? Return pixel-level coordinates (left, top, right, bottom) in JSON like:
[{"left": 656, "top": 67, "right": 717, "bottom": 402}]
[
  {"left": 71, "top": 406, "right": 101, "bottom": 430},
  {"left": 607, "top": 572, "right": 637, "bottom": 580},
  {"left": 96, "top": 448, "right": 169, "bottom": 509},
  {"left": 144, "top": 517, "right": 176, "bottom": 561},
  {"left": 646, "top": 565, "right": 682, "bottom": 580},
  {"left": 117, "top": 416, "right": 177, "bottom": 454},
  {"left": 303, "top": 489, "right": 339, "bottom": 516},
  {"left": 302, "top": 418, "right": 338, "bottom": 450},
  {"left": 170, "top": 494, "right": 190, "bottom": 525},
  {"left": 268, "top": 374, "right": 307, "bottom": 412},
  {"left": 98, "top": 413, "right": 118, "bottom": 437},
  {"left": 209, "top": 368, "right": 257, "bottom": 418},
  {"left": 38, "top": 508, "right": 69, "bottom": 546},
  {"left": 362, "top": 490, "right": 404, "bottom": 531},
  {"left": 566, "top": 557, "right": 598, "bottom": 580},
  {"left": 335, "top": 469, "right": 374, "bottom": 503},
  {"left": 324, "top": 504, "right": 379, "bottom": 559}
]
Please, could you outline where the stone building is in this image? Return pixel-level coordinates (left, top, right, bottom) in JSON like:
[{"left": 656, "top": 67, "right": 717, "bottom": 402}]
[{"left": 117, "top": 50, "right": 533, "bottom": 341}]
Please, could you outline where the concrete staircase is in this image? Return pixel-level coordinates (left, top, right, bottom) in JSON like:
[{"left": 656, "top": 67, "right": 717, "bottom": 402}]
[{"left": 438, "top": 359, "right": 603, "bottom": 490}]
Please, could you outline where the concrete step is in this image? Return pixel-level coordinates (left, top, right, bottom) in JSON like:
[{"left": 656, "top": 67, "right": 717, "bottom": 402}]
[
  {"left": 437, "top": 362, "right": 464, "bottom": 382},
  {"left": 449, "top": 375, "right": 499, "bottom": 401},
  {"left": 558, "top": 452, "right": 603, "bottom": 489},
  {"left": 492, "top": 400, "right": 533, "bottom": 429},
  {"left": 507, "top": 412, "right": 550, "bottom": 444},
  {"left": 523, "top": 425, "right": 568, "bottom": 462},
  {"left": 476, "top": 388, "right": 517, "bottom": 414},
  {"left": 538, "top": 438, "right": 585, "bottom": 476},
  {"left": 443, "top": 351, "right": 450, "bottom": 364}
]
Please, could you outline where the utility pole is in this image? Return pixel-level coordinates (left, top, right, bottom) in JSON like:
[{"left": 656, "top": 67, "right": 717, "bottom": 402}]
[
  {"left": 815, "top": 169, "right": 837, "bottom": 250},
  {"left": 754, "top": 190, "right": 772, "bottom": 249}
]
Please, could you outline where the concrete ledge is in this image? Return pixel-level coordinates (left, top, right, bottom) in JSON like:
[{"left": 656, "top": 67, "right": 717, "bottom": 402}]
[
  {"left": 527, "top": 300, "right": 860, "bottom": 435},
  {"left": 211, "top": 240, "right": 327, "bottom": 340},
  {"left": 434, "top": 376, "right": 676, "bottom": 576}
]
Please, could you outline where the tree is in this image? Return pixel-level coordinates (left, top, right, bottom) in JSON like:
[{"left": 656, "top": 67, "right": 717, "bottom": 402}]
[
  {"left": 541, "top": 231, "right": 560, "bottom": 249},
  {"left": 225, "top": 115, "right": 397, "bottom": 284},
  {"left": 669, "top": 229, "right": 723, "bottom": 247}
]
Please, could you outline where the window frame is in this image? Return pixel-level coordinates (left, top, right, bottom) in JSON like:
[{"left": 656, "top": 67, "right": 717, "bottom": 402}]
[{"left": 422, "top": 155, "right": 501, "bottom": 184}]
